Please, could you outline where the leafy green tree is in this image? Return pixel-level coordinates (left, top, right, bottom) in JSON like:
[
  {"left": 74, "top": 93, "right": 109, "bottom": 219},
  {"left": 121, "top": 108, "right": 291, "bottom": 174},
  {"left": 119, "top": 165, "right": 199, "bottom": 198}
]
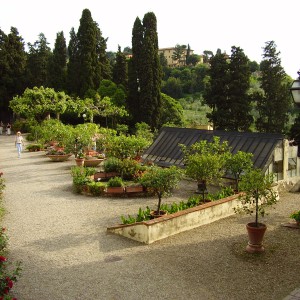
[
  {"left": 256, "top": 41, "right": 292, "bottom": 133},
  {"left": 227, "top": 46, "right": 252, "bottom": 131},
  {"left": 159, "top": 93, "right": 184, "bottom": 127},
  {"left": 225, "top": 151, "right": 253, "bottom": 191},
  {"left": 181, "top": 136, "right": 230, "bottom": 198},
  {"left": 0, "top": 27, "right": 27, "bottom": 114},
  {"left": 9, "top": 86, "right": 69, "bottom": 121},
  {"left": 48, "top": 31, "right": 67, "bottom": 91},
  {"left": 203, "top": 50, "right": 213, "bottom": 63},
  {"left": 139, "top": 166, "right": 183, "bottom": 215},
  {"left": 26, "top": 33, "right": 52, "bottom": 88},
  {"left": 172, "top": 44, "right": 186, "bottom": 64},
  {"left": 113, "top": 45, "right": 127, "bottom": 87},
  {"left": 162, "top": 77, "right": 183, "bottom": 99}
]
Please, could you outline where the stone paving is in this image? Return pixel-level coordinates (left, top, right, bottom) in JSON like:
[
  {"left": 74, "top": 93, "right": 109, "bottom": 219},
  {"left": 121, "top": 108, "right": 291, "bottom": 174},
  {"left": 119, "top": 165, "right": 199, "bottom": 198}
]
[{"left": 0, "top": 134, "right": 300, "bottom": 300}]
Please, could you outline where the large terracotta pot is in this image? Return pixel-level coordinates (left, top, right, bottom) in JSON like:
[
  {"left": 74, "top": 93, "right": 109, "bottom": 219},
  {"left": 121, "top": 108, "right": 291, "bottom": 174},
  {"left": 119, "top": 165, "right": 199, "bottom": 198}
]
[
  {"left": 46, "top": 154, "right": 72, "bottom": 162},
  {"left": 106, "top": 187, "right": 124, "bottom": 194},
  {"left": 246, "top": 222, "right": 267, "bottom": 253},
  {"left": 75, "top": 158, "right": 85, "bottom": 167}
]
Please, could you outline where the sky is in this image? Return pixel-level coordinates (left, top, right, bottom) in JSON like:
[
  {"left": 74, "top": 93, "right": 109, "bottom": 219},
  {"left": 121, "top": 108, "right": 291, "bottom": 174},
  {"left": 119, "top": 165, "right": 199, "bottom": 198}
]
[{"left": 0, "top": 0, "right": 299, "bottom": 78}]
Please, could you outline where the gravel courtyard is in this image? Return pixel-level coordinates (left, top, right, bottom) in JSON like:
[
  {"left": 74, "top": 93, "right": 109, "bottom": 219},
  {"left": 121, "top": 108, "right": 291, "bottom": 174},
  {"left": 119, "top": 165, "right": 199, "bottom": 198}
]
[{"left": 1, "top": 134, "right": 300, "bottom": 300}]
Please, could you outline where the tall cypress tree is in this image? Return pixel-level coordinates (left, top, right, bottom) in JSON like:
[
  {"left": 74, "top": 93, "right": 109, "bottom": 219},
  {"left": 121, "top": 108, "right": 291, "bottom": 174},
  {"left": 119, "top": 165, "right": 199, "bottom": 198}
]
[
  {"left": 48, "top": 31, "right": 67, "bottom": 92},
  {"left": 127, "top": 17, "right": 144, "bottom": 124},
  {"left": 66, "top": 27, "right": 80, "bottom": 96},
  {"left": 76, "top": 8, "right": 98, "bottom": 97},
  {"left": 139, "top": 12, "right": 162, "bottom": 129},
  {"left": 256, "top": 41, "right": 291, "bottom": 133},
  {"left": 113, "top": 45, "right": 127, "bottom": 87},
  {"left": 205, "top": 49, "right": 230, "bottom": 130},
  {"left": 227, "top": 46, "right": 252, "bottom": 131},
  {"left": 26, "top": 33, "right": 52, "bottom": 88}
]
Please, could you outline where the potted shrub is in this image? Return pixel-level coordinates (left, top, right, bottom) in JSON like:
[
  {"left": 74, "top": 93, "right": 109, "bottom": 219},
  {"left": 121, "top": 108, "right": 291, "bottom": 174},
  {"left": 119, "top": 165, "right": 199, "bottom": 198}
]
[
  {"left": 235, "top": 168, "right": 278, "bottom": 253},
  {"left": 138, "top": 166, "right": 183, "bottom": 217},
  {"left": 290, "top": 211, "right": 300, "bottom": 226},
  {"left": 26, "top": 143, "right": 43, "bottom": 152},
  {"left": 224, "top": 151, "right": 253, "bottom": 192},
  {"left": 106, "top": 176, "right": 124, "bottom": 194},
  {"left": 75, "top": 151, "right": 85, "bottom": 167},
  {"left": 103, "top": 157, "right": 121, "bottom": 178},
  {"left": 181, "top": 137, "right": 230, "bottom": 202}
]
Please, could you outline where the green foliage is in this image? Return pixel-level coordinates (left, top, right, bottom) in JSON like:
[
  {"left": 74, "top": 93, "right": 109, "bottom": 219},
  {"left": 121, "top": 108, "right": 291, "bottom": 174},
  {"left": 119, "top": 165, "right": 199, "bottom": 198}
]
[
  {"left": 235, "top": 169, "right": 278, "bottom": 226},
  {"left": 139, "top": 166, "right": 183, "bottom": 212},
  {"left": 225, "top": 151, "right": 253, "bottom": 191},
  {"left": 103, "top": 157, "right": 122, "bottom": 173},
  {"left": 182, "top": 136, "right": 230, "bottom": 187},
  {"left": 121, "top": 207, "right": 152, "bottom": 224},
  {"left": 26, "top": 143, "right": 43, "bottom": 152},
  {"left": 290, "top": 211, "right": 300, "bottom": 223},
  {"left": 107, "top": 177, "right": 124, "bottom": 187},
  {"left": 256, "top": 41, "right": 292, "bottom": 133},
  {"left": 105, "top": 134, "right": 150, "bottom": 159},
  {"left": 71, "top": 166, "right": 94, "bottom": 193},
  {"left": 118, "top": 159, "right": 140, "bottom": 180},
  {"left": 87, "top": 181, "right": 106, "bottom": 196}
]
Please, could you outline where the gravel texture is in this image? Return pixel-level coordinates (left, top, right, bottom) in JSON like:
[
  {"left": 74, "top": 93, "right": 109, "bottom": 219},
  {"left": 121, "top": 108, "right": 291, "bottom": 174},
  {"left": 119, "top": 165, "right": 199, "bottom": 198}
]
[{"left": 1, "top": 134, "right": 300, "bottom": 300}]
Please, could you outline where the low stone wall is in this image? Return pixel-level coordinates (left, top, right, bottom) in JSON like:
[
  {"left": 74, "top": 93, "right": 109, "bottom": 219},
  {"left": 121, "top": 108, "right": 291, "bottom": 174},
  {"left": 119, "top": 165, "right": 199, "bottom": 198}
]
[{"left": 107, "top": 193, "right": 241, "bottom": 244}]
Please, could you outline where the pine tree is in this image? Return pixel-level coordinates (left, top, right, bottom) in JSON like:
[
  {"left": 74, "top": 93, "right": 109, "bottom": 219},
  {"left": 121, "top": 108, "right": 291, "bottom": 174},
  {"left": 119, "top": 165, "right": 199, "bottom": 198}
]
[
  {"left": 256, "top": 41, "right": 292, "bottom": 133},
  {"left": 0, "top": 27, "right": 26, "bottom": 113},
  {"left": 48, "top": 31, "right": 67, "bottom": 91}
]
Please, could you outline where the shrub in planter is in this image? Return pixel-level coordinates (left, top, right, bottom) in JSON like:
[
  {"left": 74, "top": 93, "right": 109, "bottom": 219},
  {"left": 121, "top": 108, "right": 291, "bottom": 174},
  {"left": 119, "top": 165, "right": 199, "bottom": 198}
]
[
  {"left": 71, "top": 166, "right": 95, "bottom": 193},
  {"left": 26, "top": 143, "right": 43, "bottom": 152},
  {"left": 290, "top": 210, "right": 300, "bottom": 225},
  {"left": 87, "top": 182, "right": 106, "bottom": 196},
  {"left": 118, "top": 158, "right": 140, "bottom": 180},
  {"left": 107, "top": 176, "right": 124, "bottom": 187},
  {"left": 103, "top": 157, "right": 121, "bottom": 173}
]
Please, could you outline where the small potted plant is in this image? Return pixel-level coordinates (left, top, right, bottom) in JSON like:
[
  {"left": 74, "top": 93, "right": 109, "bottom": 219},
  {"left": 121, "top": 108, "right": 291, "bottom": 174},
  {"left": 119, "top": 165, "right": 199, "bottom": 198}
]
[
  {"left": 75, "top": 151, "right": 85, "bottom": 167},
  {"left": 290, "top": 211, "right": 300, "bottom": 226},
  {"left": 235, "top": 168, "right": 278, "bottom": 253},
  {"left": 106, "top": 176, "right": 124, "bottom": 194}
]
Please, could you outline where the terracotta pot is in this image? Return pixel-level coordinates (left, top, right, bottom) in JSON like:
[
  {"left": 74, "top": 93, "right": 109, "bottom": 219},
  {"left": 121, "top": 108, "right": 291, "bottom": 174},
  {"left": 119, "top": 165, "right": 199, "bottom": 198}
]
[
  {"left": 94, "top": 172, "right": 107, "bottom": 181},
  {"left": 83, "top": 159, "right": 103, "bottom": 167},
  {"left": 150, "top": 210, "right": 167, "bottom": 219},
  {"left": 125, "top": 186, "right": 144, "bottom": 193},
  {"left": 246, "top": 222, "right": 267, "bottom": 253},
  {"left": 106, "top": 187, "right": 124, "bottom": 194},
  {"left": 75, "top": 158, "right": 85, "bottom": 167},
  {"left": 46, "top": 154, "right": 72, "bottom": 162}
]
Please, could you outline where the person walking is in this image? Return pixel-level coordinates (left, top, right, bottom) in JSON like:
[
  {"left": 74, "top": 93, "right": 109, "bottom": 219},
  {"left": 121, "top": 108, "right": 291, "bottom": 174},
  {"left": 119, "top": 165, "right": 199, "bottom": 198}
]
[
  {"left": 6, "top": 123, "right": 11, "bottom": 135},
  {"left": 0, "top": 121, "right": 3, "bottom": 135},
  {"left": 15, "top": 131, "right": 24, "bottom": 158}
]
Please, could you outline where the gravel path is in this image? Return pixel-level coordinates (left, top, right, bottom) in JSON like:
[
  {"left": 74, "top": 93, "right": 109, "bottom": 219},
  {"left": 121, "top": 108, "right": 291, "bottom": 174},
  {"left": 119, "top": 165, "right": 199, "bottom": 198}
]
[{"left": 1, "top": 134, "right": 300, "bottom": 300}]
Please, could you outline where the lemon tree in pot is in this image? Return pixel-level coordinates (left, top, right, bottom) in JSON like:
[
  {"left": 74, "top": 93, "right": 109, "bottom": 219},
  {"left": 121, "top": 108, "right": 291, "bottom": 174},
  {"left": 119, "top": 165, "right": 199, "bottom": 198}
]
[
  {"left": 235, "top": 168, "right": 278, "bottom": 253},
  {"left": 138, "top": 165, "right": 183, "bottom": 217}
]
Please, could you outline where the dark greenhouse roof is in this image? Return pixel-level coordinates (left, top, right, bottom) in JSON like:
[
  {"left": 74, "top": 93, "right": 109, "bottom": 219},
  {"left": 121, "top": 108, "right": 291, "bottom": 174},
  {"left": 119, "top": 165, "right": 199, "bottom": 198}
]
[{"left": 142, "top": 127, "right": 284, "bottom": 172}]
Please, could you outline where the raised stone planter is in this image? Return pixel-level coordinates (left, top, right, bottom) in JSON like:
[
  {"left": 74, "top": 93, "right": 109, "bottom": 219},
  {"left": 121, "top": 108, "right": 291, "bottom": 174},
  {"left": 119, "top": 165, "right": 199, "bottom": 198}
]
[{"left": 107, "top": 193, "right": 241, "bottom": 244}]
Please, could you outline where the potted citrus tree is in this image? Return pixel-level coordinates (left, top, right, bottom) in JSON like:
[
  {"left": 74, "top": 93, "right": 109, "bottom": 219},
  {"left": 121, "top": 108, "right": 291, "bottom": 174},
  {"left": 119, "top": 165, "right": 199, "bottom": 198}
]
[
  {"left": 235, "top": 168, "right": 278, "bottom": 253},
  {"left": 138, "top": 165, "right": 183, "bottom": 217}
]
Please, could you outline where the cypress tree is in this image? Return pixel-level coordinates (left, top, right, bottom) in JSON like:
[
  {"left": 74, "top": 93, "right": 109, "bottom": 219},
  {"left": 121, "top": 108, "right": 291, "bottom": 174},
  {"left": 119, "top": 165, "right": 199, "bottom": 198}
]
[
  {"left": 227, "top": 46, "right": 252, "bottom": 131},
  {"left": 66, "top": 27, "right": 80, "bottom": 96},
  {"left": 139, "top": 12, "right": 162, "bottom": 130},
  {"left": 256, "top": 41, "right": 291, "bottom": 133},
  {"left": 26, "top": 33, "right": 52, "bottom": 88},
  {"left": 205, "top": 50, "right": 230, "bottom": 130},
  {"left": 76, "top": 8, "right": 98, "bottom": 97},
  {"left": 48, "top": 31, "right": 67, "bottom": 91},
  {"left": 113, "top": 45, "right": 127, "bottom": 87}
]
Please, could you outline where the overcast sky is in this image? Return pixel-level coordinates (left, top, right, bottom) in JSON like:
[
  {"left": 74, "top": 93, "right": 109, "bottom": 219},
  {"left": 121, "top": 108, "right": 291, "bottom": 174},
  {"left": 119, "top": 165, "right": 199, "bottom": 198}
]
[{"left": 1, "top": 0, "right": 299, "bottom": 78}]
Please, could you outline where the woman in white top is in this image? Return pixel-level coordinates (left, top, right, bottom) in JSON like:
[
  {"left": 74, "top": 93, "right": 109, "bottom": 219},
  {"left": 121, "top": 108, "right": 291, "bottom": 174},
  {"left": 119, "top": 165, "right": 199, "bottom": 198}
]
[{"left": 15, "top": 131, "right": 24, "bottom": 158}]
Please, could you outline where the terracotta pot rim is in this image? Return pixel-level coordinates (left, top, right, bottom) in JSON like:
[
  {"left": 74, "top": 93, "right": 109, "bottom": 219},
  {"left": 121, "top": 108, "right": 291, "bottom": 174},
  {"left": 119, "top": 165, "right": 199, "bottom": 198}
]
[{"left": 246, "top": 222, "right": 266, "bottom": 229}]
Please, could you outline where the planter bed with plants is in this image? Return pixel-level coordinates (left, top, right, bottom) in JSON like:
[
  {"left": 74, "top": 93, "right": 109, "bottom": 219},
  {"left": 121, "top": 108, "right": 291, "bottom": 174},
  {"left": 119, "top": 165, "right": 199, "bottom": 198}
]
[{"left": 107, "top": 192, "right": 241, "bottom": 244}]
